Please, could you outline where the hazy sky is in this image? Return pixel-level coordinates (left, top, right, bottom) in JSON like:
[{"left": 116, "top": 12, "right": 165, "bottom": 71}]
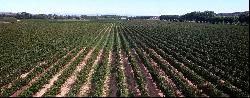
[{"left": 0, "top": 0, "right": 249, "bottom": 16}]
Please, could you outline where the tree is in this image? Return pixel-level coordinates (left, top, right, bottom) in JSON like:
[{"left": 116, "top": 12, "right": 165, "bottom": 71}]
[
  {"left": 239, "top": 11, "right": 249, "bottom": 24},
  {"left": 15, "top": 12, "right": 32, "bottom": 19},
  {"left": 159, "top": 15, "right": 179, "bottom": 21}
]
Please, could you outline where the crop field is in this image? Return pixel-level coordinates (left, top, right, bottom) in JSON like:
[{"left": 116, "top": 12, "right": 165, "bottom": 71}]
[{"left": 0, "top": 20, "right": 249, "bottom": 97}]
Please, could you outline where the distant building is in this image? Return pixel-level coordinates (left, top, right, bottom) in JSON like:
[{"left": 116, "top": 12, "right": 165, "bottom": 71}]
[
  {"left": 149, "top": 16, "right": 160, "bottom": 20},
  {"left": 120, "top": 17, "right": 127, "bottom": 20}
]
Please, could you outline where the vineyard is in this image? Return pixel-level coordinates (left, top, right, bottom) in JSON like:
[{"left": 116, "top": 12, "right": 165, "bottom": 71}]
[{"left": 0, "top": 20, "right": 249, "bottom": 97}]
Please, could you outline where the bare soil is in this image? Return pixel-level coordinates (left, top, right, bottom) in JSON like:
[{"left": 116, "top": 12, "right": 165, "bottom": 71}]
[
  {"left": 56, "top": 47, "right": 96, "bottom": 97},
  {"left": 33, "top": 48, "right": 84, "bottom": 97},
  {"left": 77, "top": 49, "right": 104, "bottom": 97}
]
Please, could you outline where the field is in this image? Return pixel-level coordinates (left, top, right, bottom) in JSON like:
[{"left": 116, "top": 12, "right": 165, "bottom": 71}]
[{"left": 0, "top": 20, "right": 249, "bottom": 97}]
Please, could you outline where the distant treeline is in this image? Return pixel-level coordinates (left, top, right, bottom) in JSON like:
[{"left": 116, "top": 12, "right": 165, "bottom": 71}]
[
  {"left": 1, "top": 11, "right": 249, "bottom": 25},
  {"left": 0, "top": 12, "right": 95, "bottom": 20},
  {"left": 0, "top": 12, "right": 127, "bottom": 20},
  {"left": 160, "top": 11, "right": 249, "bottom": 25}
]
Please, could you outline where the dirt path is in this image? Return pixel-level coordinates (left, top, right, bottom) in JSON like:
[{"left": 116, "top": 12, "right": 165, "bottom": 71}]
[
  {"left": 101, "top": 51, "right": 112, "bottom": 97},
  {"left": 149, "top": 48, "right": 208, "bottom": 97},
  {"left": 1, "top": 61, "right": 47, "bottom": 92},
  {"left": 75, "top": 24, "right": 111, "bottom": 97},
  {"left": 1, "top": 48, "right": 71, "bottom": 91},
  {"left": 107, "top": 51, "right": 118, "bottom": 97},
  {"left": 77, "top": 49, "right": 104, "bottom": 97},
  {"left": 20, "top": 61, "right": 47, "bottom": 79},
  {"left": 118, "top": 50, "right": 128, "bottom": 95},
  {"left": 120, "top": 50, "right": 141, "bottom": 96},
  {"left": 32, "top": 22, "right": 111, "bottom": 97},
  {"left": 9, "top": 48, "right": 77, "bottom": 97},
  {"left": 32, "top": 48, "right": 85, "bottom": 97},
  {"left": 147, "top": 51, "right": 184, "bottom": 97},
  {"left": 4, "top": 25, "right": 110, "bottom": 97},
  {"left": 132, "top": 49, "right": 163, "bottom": 97},
  {"left": 55, "top": 47, "right": 97, "bottom": 97}
]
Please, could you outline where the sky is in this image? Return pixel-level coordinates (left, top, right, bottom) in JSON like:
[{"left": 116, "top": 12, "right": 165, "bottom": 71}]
[{"left": 0, "top": 0, "right": 249, "bottom": 16}]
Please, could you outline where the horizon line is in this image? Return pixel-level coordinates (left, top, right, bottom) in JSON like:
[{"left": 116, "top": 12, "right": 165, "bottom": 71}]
[{"left": 0, "top": 10, "right": 249, "bottom": 16}]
